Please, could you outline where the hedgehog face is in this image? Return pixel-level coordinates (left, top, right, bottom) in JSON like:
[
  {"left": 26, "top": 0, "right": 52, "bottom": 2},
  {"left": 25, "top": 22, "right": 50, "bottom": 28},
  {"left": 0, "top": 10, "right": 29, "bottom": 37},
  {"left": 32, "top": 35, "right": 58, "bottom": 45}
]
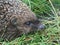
[{"left": 10, "top": 14, "right": 45, "bottom": 35}]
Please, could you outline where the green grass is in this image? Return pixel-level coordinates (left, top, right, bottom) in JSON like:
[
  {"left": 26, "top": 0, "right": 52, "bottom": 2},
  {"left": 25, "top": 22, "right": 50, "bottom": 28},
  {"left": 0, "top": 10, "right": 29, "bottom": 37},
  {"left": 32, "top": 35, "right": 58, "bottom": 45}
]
[{"left": 1, "top": 0, "right": 60, "bottom": 45}]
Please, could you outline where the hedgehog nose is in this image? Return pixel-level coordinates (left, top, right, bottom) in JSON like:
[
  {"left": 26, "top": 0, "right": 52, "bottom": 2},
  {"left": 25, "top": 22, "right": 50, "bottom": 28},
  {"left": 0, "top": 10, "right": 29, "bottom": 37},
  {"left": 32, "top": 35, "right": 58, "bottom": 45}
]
[{"left": 38, "top": 24, "right": 45, "bottom": 30}]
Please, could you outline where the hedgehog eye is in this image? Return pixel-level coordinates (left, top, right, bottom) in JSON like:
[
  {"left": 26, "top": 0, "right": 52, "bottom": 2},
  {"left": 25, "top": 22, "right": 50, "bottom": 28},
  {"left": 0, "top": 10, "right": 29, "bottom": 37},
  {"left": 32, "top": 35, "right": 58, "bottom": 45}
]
[{"left": 25, "top": 21, "right": 32, "bottom": 26}]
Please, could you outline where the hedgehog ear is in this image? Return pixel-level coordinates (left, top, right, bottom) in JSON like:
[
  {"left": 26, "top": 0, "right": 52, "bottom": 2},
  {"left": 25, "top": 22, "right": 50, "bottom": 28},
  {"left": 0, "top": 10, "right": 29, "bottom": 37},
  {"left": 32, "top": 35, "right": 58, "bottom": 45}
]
[{"left": 11, "top": 17, "right": 18, "bottom": 25}]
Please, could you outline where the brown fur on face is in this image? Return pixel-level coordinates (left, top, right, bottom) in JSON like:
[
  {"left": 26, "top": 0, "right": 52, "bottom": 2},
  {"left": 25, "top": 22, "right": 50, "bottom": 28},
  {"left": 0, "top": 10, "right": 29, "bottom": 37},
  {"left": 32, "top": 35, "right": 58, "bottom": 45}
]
[{"left": 0, "top": 0, "right": 44, "bottom": 41}]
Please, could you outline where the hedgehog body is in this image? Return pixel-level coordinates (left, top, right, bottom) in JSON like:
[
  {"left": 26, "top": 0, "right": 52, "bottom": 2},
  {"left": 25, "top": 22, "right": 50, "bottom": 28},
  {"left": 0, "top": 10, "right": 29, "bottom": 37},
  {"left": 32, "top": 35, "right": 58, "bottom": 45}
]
[{"left": 0, "top": 0, "right": 44, "bottom": 41}]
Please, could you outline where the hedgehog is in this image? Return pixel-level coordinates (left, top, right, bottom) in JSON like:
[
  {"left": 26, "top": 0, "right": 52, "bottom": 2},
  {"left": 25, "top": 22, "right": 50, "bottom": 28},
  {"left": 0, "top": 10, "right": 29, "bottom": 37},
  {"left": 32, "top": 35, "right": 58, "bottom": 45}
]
[{"left": 0, "top": 0, "right": 45, "bottom": 41}]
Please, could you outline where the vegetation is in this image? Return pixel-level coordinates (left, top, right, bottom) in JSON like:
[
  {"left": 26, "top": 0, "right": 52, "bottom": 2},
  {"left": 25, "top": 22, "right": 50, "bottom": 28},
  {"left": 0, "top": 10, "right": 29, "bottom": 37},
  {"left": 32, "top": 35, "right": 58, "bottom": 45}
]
[{"left": 1, "top": 0, "right": 60, "bottom": 45}]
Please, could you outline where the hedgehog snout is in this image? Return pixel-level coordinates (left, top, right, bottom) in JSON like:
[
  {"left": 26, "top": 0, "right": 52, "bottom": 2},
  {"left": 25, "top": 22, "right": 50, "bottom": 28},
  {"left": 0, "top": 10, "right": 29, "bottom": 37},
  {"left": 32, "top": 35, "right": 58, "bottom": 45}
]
[{"left": 38, "top": 24, "right": 45, "bottom": 30}]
